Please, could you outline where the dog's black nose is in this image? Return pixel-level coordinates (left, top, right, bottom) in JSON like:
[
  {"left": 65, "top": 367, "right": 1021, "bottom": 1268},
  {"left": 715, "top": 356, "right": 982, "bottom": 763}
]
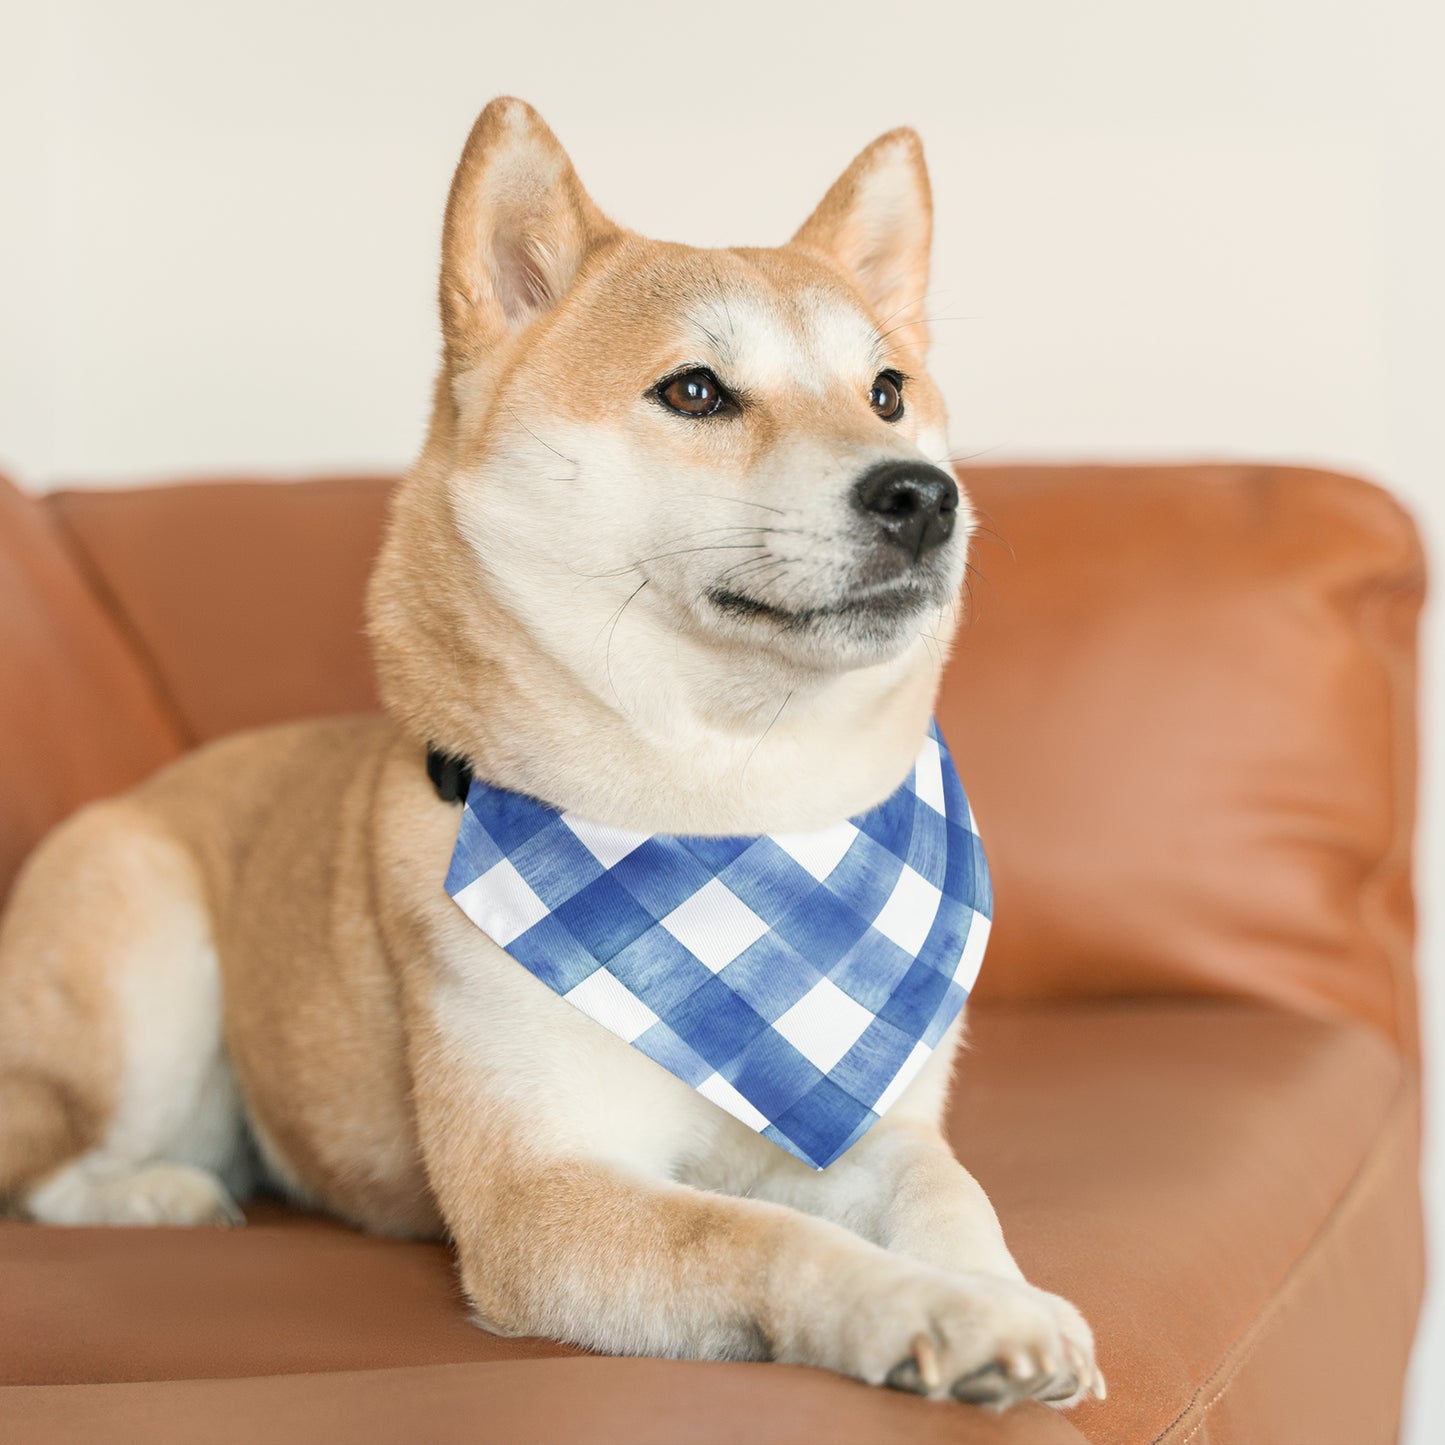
[{"left": 853, "top": 460, "right": 959, "bottom": 560}]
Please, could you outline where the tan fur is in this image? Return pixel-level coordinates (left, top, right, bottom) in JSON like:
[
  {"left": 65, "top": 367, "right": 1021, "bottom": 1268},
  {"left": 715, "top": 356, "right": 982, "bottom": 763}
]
[{"left": 0, "top": 98, "right": 1101, "bottom": 1405}]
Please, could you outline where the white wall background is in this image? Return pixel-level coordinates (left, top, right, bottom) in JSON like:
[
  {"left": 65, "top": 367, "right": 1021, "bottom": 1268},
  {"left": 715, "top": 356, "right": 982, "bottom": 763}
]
[{"left": 1, "top": 0, "right": 1440, "bottom": 1434}]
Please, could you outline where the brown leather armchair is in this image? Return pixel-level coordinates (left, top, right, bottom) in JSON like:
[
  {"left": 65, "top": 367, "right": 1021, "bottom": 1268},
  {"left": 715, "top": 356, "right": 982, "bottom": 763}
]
[{"left": 0, "top": 462, "right": 1425, "bottom": 1445}]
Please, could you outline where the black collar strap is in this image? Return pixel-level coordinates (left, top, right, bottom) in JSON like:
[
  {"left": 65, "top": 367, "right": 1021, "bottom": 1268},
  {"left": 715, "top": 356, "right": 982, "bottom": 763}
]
[{"left": 426, "top": 745, "right": 473, "bottom": 804}]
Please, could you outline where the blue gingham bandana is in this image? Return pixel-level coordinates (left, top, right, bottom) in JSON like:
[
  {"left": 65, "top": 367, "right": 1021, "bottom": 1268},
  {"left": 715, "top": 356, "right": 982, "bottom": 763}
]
[{"left": 443, "top": 722, "right": 991, "bottom": 1169}]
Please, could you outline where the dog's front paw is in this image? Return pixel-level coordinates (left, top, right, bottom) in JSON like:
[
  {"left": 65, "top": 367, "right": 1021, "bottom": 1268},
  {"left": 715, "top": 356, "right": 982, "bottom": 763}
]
[{"left": 820, "top": 1265, "right": 1104, "bottom": 1408}]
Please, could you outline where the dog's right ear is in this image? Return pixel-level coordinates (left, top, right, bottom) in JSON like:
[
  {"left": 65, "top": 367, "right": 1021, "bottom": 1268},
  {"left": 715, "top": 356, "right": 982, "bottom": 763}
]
[{"left": 439, "top": 98, "right": 616, "bottom": 368}]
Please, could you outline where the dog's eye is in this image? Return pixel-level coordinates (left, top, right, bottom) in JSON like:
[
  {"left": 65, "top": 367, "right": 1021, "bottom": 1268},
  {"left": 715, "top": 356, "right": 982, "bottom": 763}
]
[
  {"left": 869, "top": 371, "right": 905, "bottom": 421},
  {"left": 658, "top": 369, "right": 725, "bottom": 417}
]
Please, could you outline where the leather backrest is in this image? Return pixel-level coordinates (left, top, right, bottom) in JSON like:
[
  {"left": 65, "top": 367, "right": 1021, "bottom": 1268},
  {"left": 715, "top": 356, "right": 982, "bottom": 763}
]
[
  {"left": 48, "top": 477, "right": 390, "bottom": 742},
  {"left": 944, "top": 464, "right": 1422, "bottom": 1059},
  {"left": 0, "top": 474, "right": 184, "bottom": 900},
  {"left": 35, "top": 465, "right": 1424, "bottom": 1055}
]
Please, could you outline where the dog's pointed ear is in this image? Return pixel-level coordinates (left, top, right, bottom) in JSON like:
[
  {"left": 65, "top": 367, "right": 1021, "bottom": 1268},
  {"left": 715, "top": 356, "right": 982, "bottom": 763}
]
[
  {"left": 791, "top": 128, "right": 933, "bottom": 352},
  {"left": 440, "top": 98, "right": 617, "bottom": 367}
]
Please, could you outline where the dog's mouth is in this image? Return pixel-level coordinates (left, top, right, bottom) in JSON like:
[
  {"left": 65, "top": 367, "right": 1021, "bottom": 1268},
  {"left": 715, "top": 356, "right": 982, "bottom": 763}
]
[{"left": 705, "top": 579, "right": 937, "bottom": 630}]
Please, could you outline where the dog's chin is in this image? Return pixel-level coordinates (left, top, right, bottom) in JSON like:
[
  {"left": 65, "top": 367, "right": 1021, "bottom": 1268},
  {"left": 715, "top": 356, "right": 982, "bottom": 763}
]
[{"left": 701, "top": 579, "right": 944, "bottom": 670}]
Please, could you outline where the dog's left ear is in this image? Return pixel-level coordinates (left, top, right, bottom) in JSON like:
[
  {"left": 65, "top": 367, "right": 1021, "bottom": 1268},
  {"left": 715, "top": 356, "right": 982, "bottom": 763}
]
[{"left": 791, "top": 129, "right": 933, "bottom": 353}]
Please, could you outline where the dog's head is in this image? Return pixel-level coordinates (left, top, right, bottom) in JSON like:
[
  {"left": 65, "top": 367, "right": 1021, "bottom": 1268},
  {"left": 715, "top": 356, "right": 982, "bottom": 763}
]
[{"left": 371, "top": 98, "right": 970, "bottom": 824}]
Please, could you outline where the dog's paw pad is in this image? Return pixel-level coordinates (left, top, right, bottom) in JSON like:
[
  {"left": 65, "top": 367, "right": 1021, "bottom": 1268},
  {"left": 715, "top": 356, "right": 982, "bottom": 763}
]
[
  {"left": 951, "top": 1362, "right": 1012, "bottom": 1405},
  {"left": 1038, "top": 1372, "right": 1081, "bottom": 1403},
  {"left": 885, "top": 1359, "right": 927, "bottom": 1395}
]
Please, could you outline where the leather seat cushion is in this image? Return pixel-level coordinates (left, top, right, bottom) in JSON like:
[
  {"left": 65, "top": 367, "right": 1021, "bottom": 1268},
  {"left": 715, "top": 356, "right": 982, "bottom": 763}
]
[{"left": 0, "top": 1001, "right": 1421, "bottom": 1444}]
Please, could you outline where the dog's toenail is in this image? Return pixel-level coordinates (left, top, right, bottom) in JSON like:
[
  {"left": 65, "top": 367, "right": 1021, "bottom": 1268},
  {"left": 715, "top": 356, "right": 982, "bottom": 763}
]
[
  {"left": 1002, "top": 1347, "right": 1034, "bottom": 1378},
  {"left": 910, "top": 1332, "right": 942, "bottom": 1390}
]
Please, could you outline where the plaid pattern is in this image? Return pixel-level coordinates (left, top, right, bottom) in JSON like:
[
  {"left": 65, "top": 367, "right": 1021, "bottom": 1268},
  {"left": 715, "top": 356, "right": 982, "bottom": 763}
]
[{"left": 444, "top": 722, "right": 991, "bottom": 1170}]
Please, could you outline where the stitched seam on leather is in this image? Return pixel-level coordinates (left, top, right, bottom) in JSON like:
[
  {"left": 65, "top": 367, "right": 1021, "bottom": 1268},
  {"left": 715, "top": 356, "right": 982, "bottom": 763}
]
[
  {"left": 1151, "top": 1074, "right": 1416, "bottom": 1445},
  {"left": 1354, "top": 560, "right": 1427, "bottom": 1067},
  {"left": 1318, "top": 469, "right": 1426, "bottom": 1066},
  {"left": 45, "top": 497, "right": 200, "bottom": 749},
  {"left": 1165, "top": 1081, "right": 1412, "bottom": 1444}
]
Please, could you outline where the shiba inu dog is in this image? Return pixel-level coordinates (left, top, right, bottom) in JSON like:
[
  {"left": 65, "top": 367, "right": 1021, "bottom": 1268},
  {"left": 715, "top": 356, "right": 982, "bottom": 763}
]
[{"left": 0, "top": 98, "right": 1102, "bottom": 1408}]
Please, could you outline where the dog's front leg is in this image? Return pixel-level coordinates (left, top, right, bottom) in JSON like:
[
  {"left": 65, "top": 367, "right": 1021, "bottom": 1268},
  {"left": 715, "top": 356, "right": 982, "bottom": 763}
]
[
  {"left": 745, "top": 1025, "right": 1105, "bottom": 1404},
  {"left": 416, "top": 1056, "right": 1098, "bottom": 1404},
  {"left": 759, "top": 1115, "right": 1026, "bottom": 1281},
  {"left": 750, "top": 1026, "right": 1022, "bottom": 1278}
]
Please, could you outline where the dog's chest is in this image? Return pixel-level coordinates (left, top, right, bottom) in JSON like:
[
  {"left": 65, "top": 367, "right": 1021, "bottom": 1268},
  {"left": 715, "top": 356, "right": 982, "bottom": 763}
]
[
  {"left": 428, "top": 917, "right": 785, "bottom": 1180},
  {"left": 427, "top": 723, "right": 990, "bottom": 1173}
]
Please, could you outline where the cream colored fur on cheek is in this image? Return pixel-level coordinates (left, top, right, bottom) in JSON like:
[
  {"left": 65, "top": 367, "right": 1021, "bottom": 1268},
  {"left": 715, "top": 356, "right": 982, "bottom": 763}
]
[{"left": 447, "top": 409, "right": 959, "bottom": 834}]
